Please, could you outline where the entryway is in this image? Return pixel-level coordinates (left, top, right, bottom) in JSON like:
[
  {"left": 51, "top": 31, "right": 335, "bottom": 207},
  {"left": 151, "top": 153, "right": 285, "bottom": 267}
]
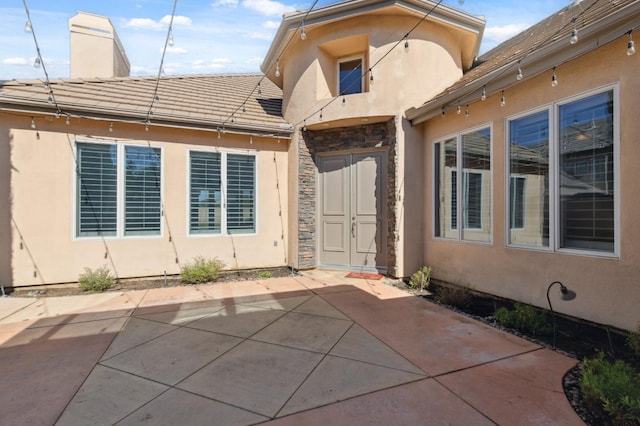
[{"left": 318, "top": 151, "right": 387, "bottom": 271}]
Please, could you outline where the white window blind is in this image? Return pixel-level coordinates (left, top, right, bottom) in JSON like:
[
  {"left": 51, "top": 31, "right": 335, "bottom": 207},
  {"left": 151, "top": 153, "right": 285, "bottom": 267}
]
[
  {"left": 226, "top": 154, "right": 255, "bottom": 234},
  {"left": 189, "top": 152, "right": 221, "bottom": 234},
  {"left": 124, "top": 146, "right": 161, "bottom": 236},
  {"left": 77, "top": 143, "right": 118, "bottom": 237}
]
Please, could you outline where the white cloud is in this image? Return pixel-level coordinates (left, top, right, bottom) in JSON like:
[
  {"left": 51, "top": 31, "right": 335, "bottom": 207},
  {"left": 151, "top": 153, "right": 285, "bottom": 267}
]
[
  {"left": 160, "top": 15, "right": 193, "bottom": 26},
  {"left": 192, "top": 58, "right": 232, "bottom": 70},
  {"left": 3, "top": 57, "right": 29, "bottom": 65},
  {"left": 484, "top": 23, "right": 530, "bottom": 44},
  {"left": 242, "top": 0, "right": 295, "bottom": 17},
  {"left": 212, "top": 0, "right": 239, "bottom": 6},
  {"left": 262, "top": 20, "right": 279, "bottom": 29},
  {"left": 246, "top": 57, "right": 263, "bottom": 65},
  {"left": 164, "top": 46, "right": 188, "bottom": 54},
  {"left": 247, "top": 31, "right": 274, "bottom": 40},
  {"left": 123, "top": 18, "right": 164, "bottom": 30}
]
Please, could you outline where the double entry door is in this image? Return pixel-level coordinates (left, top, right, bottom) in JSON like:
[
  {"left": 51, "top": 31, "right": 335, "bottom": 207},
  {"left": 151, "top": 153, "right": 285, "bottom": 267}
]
[{"left": 318, "top": 151, "right": 387, "bottom": 271}]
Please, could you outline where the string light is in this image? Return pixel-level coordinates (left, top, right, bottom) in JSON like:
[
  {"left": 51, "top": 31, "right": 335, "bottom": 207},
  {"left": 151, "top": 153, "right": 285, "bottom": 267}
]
[
  {"left": 628, "top": 31, "right": 636, "bottom": 56},
  {"left": 404, "top": 34, "right": 409, "bottom": 50},
  {"left": 168, "top": 28, "right": 174, "bottom": 47},
  {"left": 302, "top": 120, "right": 307, "bottom": 131},
  {"left": 249, "top": 135, "right": 253, "bottom": 144},
  {"left": 109, "top": 122, "right": 114, "bottom": 133},
  {"left": 301, "top": 21, "right": 307, "bottom": 40},
  {"left": 342, "top": 96, "right": 346, "bottom": 106},
  {"left": 570, "top": 28, "right": 579, "bottom": 44},
  {"left": 47, "top": 94, "right": 53, "bottom": 104},
  {"left": 456, "top": 103, "right": 461, "bottom": 114},
  {"left": 516, "top": 61, "right": 523, "bottom": 81},
  {"left": 34, "top": 57, "right": 41, "bottom": 68},
  {"left": 369, "top": 69, "right": 374, "bottom": 82},
  {"left": 551, "top": 67, "right": 558, "bottom": 87},
  {"left": 465, "top": 105, "right": 469, "bottom": 118},
  {"left": 154, "top": 94, "right": 160, "bottom": 102},
  {"left": 481, "top": 85, "right": 487, "bottom": 101},
  {"left": 30, "top": 117, "right": 36, "bottom": 129},
  {"left": 319, "top": 108, "right": 323, "bottom": 120},
  {"left": 24, "top": 20, "right": 32, "bottom": 33},
  {"left": 242, "top": 104, "right": 246, "bottom": 113},
  {"left": 65, "top": 115, "right": 70, "bottom": 125},
  {"left": 441, "top": 107, "right": 445, "bottom": 118},
  {"left": 500, "top": 90, "right": 506, "bottom": 107},
  {"left": 217, "top": 128, "right": 221, "bottom": 139},
  {"left": 145, "top": 120, "right": 150, "bottom": 132},
  {"left": 257, "top": 82, "right": 262, "bottom": 96},
  {"left": 275, "top": 61, "right": 281, "bottom": 78}
]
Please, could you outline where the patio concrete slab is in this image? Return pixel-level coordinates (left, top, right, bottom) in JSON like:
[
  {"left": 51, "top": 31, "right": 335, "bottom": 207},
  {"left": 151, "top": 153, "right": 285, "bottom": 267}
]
[
  {"left": 321, "top": 288, "right": 540, "bottom": 376},
  {"left": 102, "top": 327, "right": 243, "bottom": 385},
  {"left": 251, "top": 311, "right": 352, "bottom": 353},
  {"left": 266, "top": 378, "right": 496, "bottom": 426},
  {"left": 292, "top": 294, "right": 350, "bottom": 320},
  {"left": 0, "top": 297, "right": 37, "bottom": 322},
  {"left": 329, "top": 324, "right": 424, "bottom": 374},
  {"left": 116, "top": 388, "right": 268, "bottom": 426},
  {"left": 279, "top": 355, "right": 425, "bottom": 416},
  {"left": 186, "top": 304, "right": 287, "bottom": 337},
  {"left": 0, "top": 273, "right": 583, "bottom": 425},
  {"left": 178, "top": 339, "right": 324, "bottom": 417},
  {"left": 0, "top": 318, "right": 124, "bottom": 426},
  {"left": 57, "top": 365, "right": 167, "bottom": 426},
  {"left": 101, "top": 317, "right": 178, "bottom": 360},
  {"left": 438, "top": 348, "right": 584, "bottom": 425}
]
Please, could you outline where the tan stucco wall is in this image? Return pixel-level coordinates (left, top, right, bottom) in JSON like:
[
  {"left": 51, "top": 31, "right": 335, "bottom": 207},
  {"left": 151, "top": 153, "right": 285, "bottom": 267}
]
[
  {"left": 0, "top": 121, "right": 11, "bottom": 289},
  {"left": 281, "top": 14, "right": 463, "bottom": 126},
  {"left": 2, "top": 114, "right": 288, "bottom": 287},
  {"left": 420, "top": 37, "right": 640, "bottom": 330}
]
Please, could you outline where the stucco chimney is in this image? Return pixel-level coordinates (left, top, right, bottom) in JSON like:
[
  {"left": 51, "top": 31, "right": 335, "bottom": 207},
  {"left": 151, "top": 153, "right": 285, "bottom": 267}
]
[{"left": 69, "top": 12, "right": 130, "bottom": 78}]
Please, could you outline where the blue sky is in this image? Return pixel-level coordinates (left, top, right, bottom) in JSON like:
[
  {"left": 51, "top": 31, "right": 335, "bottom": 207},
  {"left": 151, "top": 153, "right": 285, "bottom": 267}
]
[{"left": 1, "top": 0, "right": 565, "bottom": 80}]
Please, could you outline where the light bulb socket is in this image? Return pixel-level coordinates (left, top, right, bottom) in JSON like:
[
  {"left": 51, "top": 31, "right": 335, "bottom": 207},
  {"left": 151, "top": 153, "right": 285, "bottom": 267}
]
[
  {"left": 628, "top": 40, "right": 636, "bottom": 56},
  {"left": 481, "top": 86, "right": 487, "bottom": 101},
  {"left": 516, "top": 68, "right": 523, "bottom": 81},
  {"left": 570, "top": 28, "right": 578, "bottom": 44}
]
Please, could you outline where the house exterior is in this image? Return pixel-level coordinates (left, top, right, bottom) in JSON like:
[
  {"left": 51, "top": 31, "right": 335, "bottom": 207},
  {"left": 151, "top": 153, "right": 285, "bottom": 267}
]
[{"left": 1, "top": 1, "right": 639, "bottom": 331}]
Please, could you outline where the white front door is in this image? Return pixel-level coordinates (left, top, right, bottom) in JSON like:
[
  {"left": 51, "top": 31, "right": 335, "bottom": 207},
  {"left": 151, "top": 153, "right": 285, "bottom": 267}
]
[{"left": 318, "top": 151, "right": 387, "bottom": 271}]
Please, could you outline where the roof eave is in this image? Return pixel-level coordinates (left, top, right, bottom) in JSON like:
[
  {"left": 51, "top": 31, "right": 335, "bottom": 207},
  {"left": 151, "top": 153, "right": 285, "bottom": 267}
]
[{"left": 406, "top": 1, "right": 640, "bottom": 126}]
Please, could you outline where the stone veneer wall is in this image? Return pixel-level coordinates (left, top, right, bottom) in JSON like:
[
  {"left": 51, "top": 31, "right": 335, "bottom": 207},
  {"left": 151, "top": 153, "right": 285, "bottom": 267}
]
[{"left": 297, "top": 118, "right": 398, "bottom": 275}]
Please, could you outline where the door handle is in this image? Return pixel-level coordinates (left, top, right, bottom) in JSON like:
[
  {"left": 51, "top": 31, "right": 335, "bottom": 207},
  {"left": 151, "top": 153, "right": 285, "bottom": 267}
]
[{"left": 351, "top": 217, "right": 356, "bottom": 238}]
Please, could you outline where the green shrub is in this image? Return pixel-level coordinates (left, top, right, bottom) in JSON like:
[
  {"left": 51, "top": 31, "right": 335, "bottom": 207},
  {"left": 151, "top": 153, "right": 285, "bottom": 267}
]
[
  {"left": 581, "top": 352, "right": 640, "bottom": 425},
  {"left": 494, "top": 303, "right": 552, "bottom": 336},
  {"left": 258, "top": 271, "right": 272, "bottom": 279},
  {"left": 181, "top": 257, "right": 225, "bottom": 284},
  {"left": 627, "top": 324, "right": 640, "bottom": 357},
  {"left": 435, "top": 286, "right": 471, "bottom": 309},
  {"left": 409, "top": 266, "right": 432, "bottom": 289},
  {"left": 78, "top": 266, "right": 115, "bottom": 292}
]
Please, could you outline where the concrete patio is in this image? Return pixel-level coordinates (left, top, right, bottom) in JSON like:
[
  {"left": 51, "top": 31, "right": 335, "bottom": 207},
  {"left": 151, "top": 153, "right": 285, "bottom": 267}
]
[{"left": 0, "top": 271, "right": 584, "bottom": 425}]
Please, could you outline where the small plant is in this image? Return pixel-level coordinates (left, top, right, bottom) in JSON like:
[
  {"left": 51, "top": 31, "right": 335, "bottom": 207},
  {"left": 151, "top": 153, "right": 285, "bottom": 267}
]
[
  {"left": 581, "top": 352, "right": 640, "bottom": 425},
  {"left": 409, "top": 266, "right": 432, "bottom": 290},
  {"left": 435, "top": 285, "right": 471, "bottom": 309},
  {"left": 627, "top": 323, "right": 640, "bottom": 357},
  {"left": 257, "top": 270, "right": 272, "bottom": 279},
  {"left": 494, "top": 303, "right": 552, "bottom": 336},
  {"left": 78, "top": 266, "right": 115, "bottom": 292},
  {"left": 181, "top": 256, "right": 225, "bottom": 284}
]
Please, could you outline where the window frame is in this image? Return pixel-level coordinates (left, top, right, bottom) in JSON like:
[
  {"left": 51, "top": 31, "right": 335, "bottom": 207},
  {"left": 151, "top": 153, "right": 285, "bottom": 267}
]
[
  {"left": 432, "top": 123, "right": 493, "bottom": 244},
  {"left": 505, "top": 83, "right": 620, "bottom": 257},
  {"left": 187, "top": 148, "right": 258, "bottom": 237},
  {"left": 337, "top": 55, "right": 365, "bottom": 96},
  {"left": 73, "top": 140, "right": 164, "bottom": 240}
]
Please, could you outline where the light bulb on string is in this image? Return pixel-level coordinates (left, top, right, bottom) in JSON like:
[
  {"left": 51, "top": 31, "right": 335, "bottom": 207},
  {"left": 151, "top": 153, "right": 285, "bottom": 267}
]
[
  {"left": 65, "top": 115, "right": 70, "bottom": 125},
  {"left": 465, "top": 105, "right": 469, "bottom": 118},
  {"left": 275, "top": 62, "right": 281, "bottom": 78},
  {"left": 154, "top": 94, "right": 160, "bottom": 102},
  {"left": 481, "top": 85, "right": 487, "bottom": 101},
  {"left": 109, "top": 122, "right": 114, "bottom": 133},
  {"left": 500, "top": 90, "right": 506, "bottom": 107},
  {"left": 242, "top": 104, "right": 246, "bottom": 113},
  {"left": 404, "top": 34, "right": 409, "bottom": 50},
  {"left": 441, "top": 107, "right": 445, "bottom": 118},
  {"left": 319, "top": 108, "right": 323, "bottom": 120},
  {"left": 369, "top": 69, "right": 374, "bottom": 82},
  {"left": 257, "top": 83, "right": 262, "bottom": 96},
  {"left": 249, "top": 136, "right": 253, "bottom": 144},
  {"left": 342, "top": 96, "right": 346, "bottom": 106},
  {"left": 217, "top": 128, "right": 221, "bottom": 139},
  {"left": 34, "top": 57, "right": 41, "bottom": 68},
  {"left": 456, "top": 103, "right": 461, "bottom": 115},
  {"left": 24, "top": 20, "right": 32, "bottom": 33},
  {"left": 516, "top": 62, "right": 523, "bottom": 81},
  {"left": 55, "top": 110, "right": 61, "bottom": 119},
  {"left": 551, "top": 67, "right": 558, "bottom": 87},
  {"left": 301, "top": 22, "right": 307, "bottom": 40},
  {"left": 47, "top": 95, "right": 53, "bottom": 105},
  {"left": 302, "top": 120, "right": 307, "bottom": 132},
  {"left": 628, "top": 31, "right": 636, "bottom": 56},
  {"left": 30, "top": 117, "right": 36, "bottom": 129},
  {"left": 570, "top": 28, "right": 578, "bottom": 44},
  {"left": 168, "top": 28, "right": 174, "bottom": 47}
]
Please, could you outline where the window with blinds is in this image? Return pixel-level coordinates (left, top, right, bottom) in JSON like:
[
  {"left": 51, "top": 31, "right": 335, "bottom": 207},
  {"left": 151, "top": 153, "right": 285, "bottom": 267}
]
[
  {"left": 77, "top": 143, "right": 118, "bottom": 237},
  {"left": 124, "top": 146, "right": 161, "bottom": 236},
  {"left": 226, "top": 154, "right": 255, "bottom": 234},
  {"left": 188, "top": 151, "right": 255, "bottom": 235},
  {"left": 189, "top": 152, "right": 221, "bottom": 234},
  {"left": 76, "top": 142, "right": 162, "bottom": 238}
]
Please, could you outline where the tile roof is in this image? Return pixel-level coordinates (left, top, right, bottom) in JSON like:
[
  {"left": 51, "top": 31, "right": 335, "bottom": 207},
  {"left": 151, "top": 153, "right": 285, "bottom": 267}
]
[
  {"left": 0, "top": 73, "right": 290, "bottom": 133},
  {"left": 408, "top": 0, "right": 639, "bottom": 120}
]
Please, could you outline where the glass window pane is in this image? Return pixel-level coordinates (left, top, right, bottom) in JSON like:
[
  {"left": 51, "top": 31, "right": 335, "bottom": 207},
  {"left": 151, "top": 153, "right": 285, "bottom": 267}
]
[
  {"left": 559, "top": 91, "right": 614, "bottom": 252},
  {"left": 227, "top": 154, "right": 255, "bottom": 234},
  {"left": 434, "top": 138, "right": 457, "bottom": 238},
  {"left": 508, "top": 110, "right": 549, "bottom": 247},
  {"left": 189, "top": 152, "right": 221, "bottom": 234},
  {"left": 339, "top": 59, "right": 362, "bottom": 95},
  {"left": 461, "top": 127, "right": 491, "bottom": 242},
  {"left": 124, "top": 146, "right": 161, "bottom": 236},
  {"left": 77, "top": 143, "right": 117, "bottom": 237}
]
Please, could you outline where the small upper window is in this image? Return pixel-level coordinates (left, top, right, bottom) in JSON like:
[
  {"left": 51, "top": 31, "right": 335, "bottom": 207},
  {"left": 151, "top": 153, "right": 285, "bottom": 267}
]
[{"left": 339, "top": 58, "right": 363, "bottom": 95}]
